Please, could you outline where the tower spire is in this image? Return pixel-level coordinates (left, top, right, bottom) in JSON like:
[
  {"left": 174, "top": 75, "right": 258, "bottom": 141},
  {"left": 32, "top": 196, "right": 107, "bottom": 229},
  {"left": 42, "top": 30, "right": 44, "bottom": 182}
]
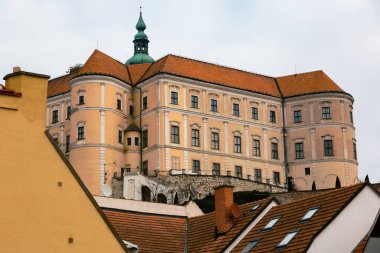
[{"left": 126, "top": 8, "right": 154, "bottom": 65}]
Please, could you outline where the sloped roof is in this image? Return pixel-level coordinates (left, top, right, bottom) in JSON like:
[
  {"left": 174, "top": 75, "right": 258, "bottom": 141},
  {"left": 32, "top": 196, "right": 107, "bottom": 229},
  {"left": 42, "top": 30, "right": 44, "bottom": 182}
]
[
  {"left": 231, "top": 183, "right": 365, "bottom": 252},
  {"left": 353, "top": 234, "right": 369, "bottom": 253},
  {"left": 276, "top": 70, "right": 345, "bottom": 98},
  {"left": 47, "top": 50, "right": 348, "bottom": 100},
  {"left": 188, "top": 197, "right": 275, "bottom": 253},
  {"left": 103, "top": 208, "right": 187, "bottom": 253},
  {"left": 0, "top": 85, "right": 22, "bottom": 97},
  {"left": 125, "top": 123, "right": 140, "bottom": 132}
]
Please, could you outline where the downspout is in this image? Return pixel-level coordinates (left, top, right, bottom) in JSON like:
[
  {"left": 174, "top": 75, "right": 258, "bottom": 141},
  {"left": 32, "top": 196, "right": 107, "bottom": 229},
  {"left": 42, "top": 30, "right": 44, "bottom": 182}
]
[
  {"left": 134, "top": 85, "right": 143, "bottom": 174},
  {"left": 274, "top": 79, "right": 289, "bottom": 189},
  {"left": 184, "top": 219, "right": 189, "bottom": 253}
]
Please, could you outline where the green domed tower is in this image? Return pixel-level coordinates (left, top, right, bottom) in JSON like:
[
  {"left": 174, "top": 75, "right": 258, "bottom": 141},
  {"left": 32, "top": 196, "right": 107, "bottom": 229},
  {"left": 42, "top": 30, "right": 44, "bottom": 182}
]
[{"left": 126, "top": 9, "right": 155, "bottom": 65}]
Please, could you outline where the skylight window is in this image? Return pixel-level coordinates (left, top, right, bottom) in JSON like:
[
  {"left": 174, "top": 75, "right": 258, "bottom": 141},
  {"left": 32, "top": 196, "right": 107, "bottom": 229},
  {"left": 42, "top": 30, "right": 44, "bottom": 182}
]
[
  {"left": 241, "top": 240, "right": 259, "bottom": 253},
  {"left": 251, "top": 204, "right": 260, "bottom": 211},
  {"left": 300, "top": 207, "right": 319, "bottom": 222},
  {"left": 263, "top": 217, "right": 280, "bottom": 230},
  {"left": 276, "top": 231, "right": 298, "bottom": 248}
]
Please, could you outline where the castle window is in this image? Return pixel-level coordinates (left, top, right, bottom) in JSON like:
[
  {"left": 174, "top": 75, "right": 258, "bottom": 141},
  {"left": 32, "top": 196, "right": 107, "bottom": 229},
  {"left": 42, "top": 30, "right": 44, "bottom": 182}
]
[
  {"left": 271, "top": 142, "right": 279, "bottom": 159},
  {"left": 77, "top": 126, "right": 85, "bottom": 140},
  {"left": 294, "top": 110, "right": 302, "bottom": 123},
  {"left": 235, "top": 166, "right": 242, "bottom": 178},
  {"left": 234, "top": 136, "right": 242, "bottom": 153},
  {"left": 253, "top": 139, "right": 260, "bottom": 157},
  {"left": 191, "top": 129, "right": 200, "bottom": 147},
  {"left": 142, "top": 96, "right": 148, "bottom": 110},
  {"left": 127, "top": 137, "right": 132, "bottom": 146},
  {"left": 52, "top": 110, "right": 59, "bottom": 123},
  {"left": 350, "top": 111, "right": 353, "bottom": 123},
  {"left": 254, "top": 169, "right": 262, "bottom": 182},
  {"left": 322, "top": 107, "right": 331, "bottom": 119},
  {"left": 305, "top": 167, "right": 311, "bottom": 175},
  {"left": 273, "top": 172, "right": 280, "bottom": 185},
  {"left": 65, "top": 135, "right": 70, "bottom": 153},
  {"left": 210, "top": 99, "right": 218, "bottom": 112},
  {"left": 142, "top": 130, "right": 148, "bottom": 148},
  {"left": 170, "top": 91, "right": 178, "bottom": 105},
  {"left": 324, "top": 140, "right": 334, "bottom": 156},
  {"left": 251, "top": 107, "right": 258, "bottom": 120},
  {"left": 172, "top": 157, "right": 180, "bottom": 170},
  {"left": 211, "top": 132, "right": 220, "bottom": 150},
  {"left": 66, "top": 106, "right": 71, "bottom": 119},
  {"left": 192, "top": 160, "right": 200, "bottom": 173},
  {"left": 171, "top": 126, "right": 180, "bottom": 144},
  {"left": 118, "top": 129, "right": 123, "bottom": 144},
  {"left": 233, "top": 103, "right": 240, "bottom": 116},
  {"left": 190, "top": 95, "right": 199, "bottom": 109},
  {"left": 142, "top": 161, "right": 148, "bottom": 176},
  {"left": 212, "top": 163, "right": 220, "bottom": 176},
  {"left": 270, "top": 110, "right": 276, "bottom": 123},
  {"left": 117, "top": 98, "right": 122, "bottom": 110},
  {"left": 129, "top": 105, "right": 134, "bottom": 116},
  {"left": 78, "top": 95, "right": 85, "bottom": 105},
  {"left": 135, "top": 137, "right": 139, "bottom": 146},
  {"left": 295, "top": 142, "right": 304, "bottom": 159},
  {"left": 353, "top": 142, "right": 357, "bottom": 160}
]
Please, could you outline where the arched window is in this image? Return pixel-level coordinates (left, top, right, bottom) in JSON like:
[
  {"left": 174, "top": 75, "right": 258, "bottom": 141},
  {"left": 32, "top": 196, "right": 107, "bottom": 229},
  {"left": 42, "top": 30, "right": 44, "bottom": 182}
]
[
  {"left": 157, "top": 193, "right": 167, "bottom": 203},
  {"left": 141, "top": 186, "right": 151, "bottom": 202}
]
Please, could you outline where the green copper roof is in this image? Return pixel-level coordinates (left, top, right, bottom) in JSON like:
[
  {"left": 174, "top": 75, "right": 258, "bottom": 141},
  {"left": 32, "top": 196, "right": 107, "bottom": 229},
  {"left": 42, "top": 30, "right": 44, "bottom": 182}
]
[
  {"left": 126, "top": 53, "right": 154, "bottom": 65},
  {"left": 134, "top": 30, "right": 148, "bottom": 40},
  {"left": 136, "top": 12, "right": 146, "bottom": 31}
]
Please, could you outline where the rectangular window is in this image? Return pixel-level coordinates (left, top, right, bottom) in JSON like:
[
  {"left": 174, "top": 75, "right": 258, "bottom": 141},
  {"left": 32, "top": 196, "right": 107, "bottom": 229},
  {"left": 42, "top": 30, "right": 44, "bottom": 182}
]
[
  {"left": 324, "top": 140, "right": 334, "bottom": 156},
  {"left": 66, "top": 106, "right": 71, "bottom": 119},
  {"left": 127, "top": 137, "right": 132, "bottom": 146},
  {"left": 264, "top": 217, "right": 280, "bottom": 230},
  {"left": 235, "top": 166, "right": 242, "bottom": 178},
  {"left": 135, "top": 137, "right": 139, "bottom": 146},
  {"left": 118, "top": 130, "right": 123, "bottom": 144},
  {"left": 191, "top": 129, "right": 200, "bottom": 147},
  {"left": 234, "top": 136, "right": 242, "bottom": 153},
  {"left": 295, "top": 142, "right": 304, "bottom": 159},
  {"left": 322, "top": 107, "right": 331, "bottom": 119},
  {"left": 212, "top": 163, "right": 220, "bottom": 176},
  {"left": 172, "top": 157, "right": 180, "bottom": 170},
  {"left": 190, "top": 95, "right": 199, "bottom": 109},
  {"left": 142, "top": 96, "right": 148, "bottom": 110},
  {"left": 300, "top": 207, "right": 319, "bottom": 222},
  {"left": 170, "top": 91, "right": 178, "bottom": 105},
  {"left": 192, "top": 160, "right": 200, "bottom": 173},
  {"left": 277, "top": 231, "right": 298, "bottom": 248},
  {"left": 253, "top": 139, "right": 260, "bottom": 156},
  {"left": 142, "top": 161, "right": 148, "bottom": 176},
  {"left": 241, "top": 240, "right": 259, "bottom": 253},
  {"left": 211, "top": 132, "right": 219, "bottom": 150},
  {"left": 251, "top": 107, "right": 258, "bottom": 120},
  {"left": 353, "top": 142, "right": 357, "bottom": 160},
  {"left": 78, "top": 95, "right": 85, "bottom": 105},
  {"left": 350, "top": 111, "right": 353, "bottom": 124},
  {"left": 210, "top": 99, "right": 218, "bottom": 112},
  {"left": 233, "top": 103, "right": 240, "bottom": 116},
  {"left": 271, "top": 143, "right": 279, "bottom": 159},
  {"left": 305, "top": 167, "right": 311, "bottom": 176},
  {"left": 142, "top": 130, "right": 148, "bottom": 148},
  {"left": 294, "top": 110, "right": 302, "bottom": 123},
  {"left": 273, "top": 172, "right": 280, "bottom": 185},
  {"left": 52, "top": 110, "right": 58, "bottom": 123},
  {"left": 270, "top": 110, "right": 276, "bottom": 123},
  {"left": 129, "top": 105, "right": 134, "bottom": 116},
  {"left": 77, "top": 126, "right": 85, "bottom": 140},
  {"left": 53, "top": 137, "right": 58, "bottom": 144},
  {"left": 117, "top": 98, "right": 122, "bottom": 110},
  {"left": 65, "top": 135, "right": 70, "bottom": 153},
  {"left": 254, "top": 169, "right": 262, "bottom": 182},
  {"left": 171, "top": 126, "right": 180, "bottom": 144}
]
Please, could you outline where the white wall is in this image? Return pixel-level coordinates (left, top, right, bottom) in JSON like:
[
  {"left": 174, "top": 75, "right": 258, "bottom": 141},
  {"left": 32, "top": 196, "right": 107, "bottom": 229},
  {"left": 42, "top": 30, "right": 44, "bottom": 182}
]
[{"left": 308, "top": 186, "right": 380, "bottom": 253}]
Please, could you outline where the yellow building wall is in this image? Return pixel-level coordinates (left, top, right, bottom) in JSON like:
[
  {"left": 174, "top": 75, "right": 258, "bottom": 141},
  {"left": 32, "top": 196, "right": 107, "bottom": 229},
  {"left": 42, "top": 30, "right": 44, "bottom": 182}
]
[{"left": 0, "top": 71, "right": 126, "bottom": 253}]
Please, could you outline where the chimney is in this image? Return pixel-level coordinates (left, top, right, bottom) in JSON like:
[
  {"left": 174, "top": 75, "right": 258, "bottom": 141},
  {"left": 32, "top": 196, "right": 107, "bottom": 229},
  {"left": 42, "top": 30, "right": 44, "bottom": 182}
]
[
  {"left": 214, "top": 185, "right": 235, "bottom": 234},
  {"left": 13, "top": 66, "right": 21, "bottom": 73}
]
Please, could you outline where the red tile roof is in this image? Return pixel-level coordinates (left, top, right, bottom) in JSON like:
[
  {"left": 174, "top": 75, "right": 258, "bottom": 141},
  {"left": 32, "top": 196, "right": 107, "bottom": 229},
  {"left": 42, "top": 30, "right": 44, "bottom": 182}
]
[
  {"left": 47, "top": 50, "right": 348, "bottom": 99},
  {"left": 231, "top": 183, "right": 365, "bottom": 252},
  {"left": 0, "top": 84, "right": 22, "bottom": 97},
  {"left": 188, "top": 197, "right": 275, "bottom": 253},
  {"left": 352, "top": 234, "right": 369, "bottom": 253},
  {"left": 276, "top": 70, "right": 345, "bottom": 98},
  {"left": 103, "top": 208, "right": 187, "bottom": 253}
]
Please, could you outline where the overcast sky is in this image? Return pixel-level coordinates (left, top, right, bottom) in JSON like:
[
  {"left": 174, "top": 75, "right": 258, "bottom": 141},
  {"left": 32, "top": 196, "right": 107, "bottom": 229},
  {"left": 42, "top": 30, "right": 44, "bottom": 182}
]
[{"left": 1, "top": 0, "right": 379, "bottom": 181}]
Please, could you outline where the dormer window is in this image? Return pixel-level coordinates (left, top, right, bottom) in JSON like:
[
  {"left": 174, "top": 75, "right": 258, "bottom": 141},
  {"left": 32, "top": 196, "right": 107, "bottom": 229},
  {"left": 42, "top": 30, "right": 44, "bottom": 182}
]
[
  {"left": 241, "top": 240, "right": 259, "bottom": 253},
  {"left": 276, "top": 231, "right": 298, "bottom": 248},
  {"left": 263, "top": 217, "right": 280, "bottom": 230},
  {"left": 300, "top": 207, "right": 319, "bottom": 222},
  {"left": 251, "top": 204, "right": 260, "bottom": 211}
]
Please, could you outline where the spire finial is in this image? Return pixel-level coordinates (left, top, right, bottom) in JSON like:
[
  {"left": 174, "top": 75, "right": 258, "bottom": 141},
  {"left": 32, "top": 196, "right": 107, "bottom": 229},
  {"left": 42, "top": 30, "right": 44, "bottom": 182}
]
[{"left": 140, "top": 6, "right": 142, "bottom": 14}]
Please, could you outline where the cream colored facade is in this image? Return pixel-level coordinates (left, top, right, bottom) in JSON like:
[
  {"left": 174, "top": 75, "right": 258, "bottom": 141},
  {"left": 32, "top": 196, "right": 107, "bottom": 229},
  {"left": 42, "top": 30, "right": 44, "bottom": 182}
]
[
  {"left": 0, "top": 68, "right": 127, "bottom": 252},
  {"left": 47, "top": 69, "right": 358, "bottom": 193}
]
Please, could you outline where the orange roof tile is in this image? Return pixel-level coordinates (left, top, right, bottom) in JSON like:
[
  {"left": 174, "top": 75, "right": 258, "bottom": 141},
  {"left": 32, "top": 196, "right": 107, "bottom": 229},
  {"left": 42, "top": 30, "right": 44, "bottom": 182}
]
[
  {"left": 76, "top": 50, "right": 131, "bottom": 84},
  {"left": 188, "top": 197, "right": 275, "bottom": 253},
  {"left": 127, "top": 63, "right": 152, "bottom": 85},
  {"left": 352, "top": 234, "right": 369, "bottom": 253},
  {"left": 276, "top": 70, "right": 346, "bottom": 98},
  {"left": 0, "top": 84, "right": 22, "bottom": 97},
  {"left": 47, "top": 72, "right": 76, "bottom": 97},
  {"left": 140, "top": 55, "right": 281, "bottom": 97},
  {"left": 103, "top": 208, "right": 187, "bottom": 253},
  {"left": 232, "top": 183, "right": 364, "bottom": 252}
]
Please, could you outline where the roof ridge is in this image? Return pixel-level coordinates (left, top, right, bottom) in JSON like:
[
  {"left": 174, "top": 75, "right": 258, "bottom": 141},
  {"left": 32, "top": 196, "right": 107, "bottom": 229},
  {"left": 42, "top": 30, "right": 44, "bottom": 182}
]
[
  {"left": 136, "top": 55, "right": 170, "bottom": 84},
  {"left": 163, "top": 53, "right": 276, "bottom": 79},
  {"left": 48, "top": 72, "right": 75, "bottom": 81},
  {"left": 276, "top": 69, "right": 324, "bottom": 78}
]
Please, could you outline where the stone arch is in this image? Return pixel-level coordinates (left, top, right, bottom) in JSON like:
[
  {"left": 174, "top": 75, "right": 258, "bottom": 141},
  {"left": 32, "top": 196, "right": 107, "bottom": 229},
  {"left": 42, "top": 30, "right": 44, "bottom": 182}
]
[
  {"left": 141, "top": 185, "right": 151, "bottom": 202},
  {"left": 157, "top": 193, "right": 167, "bottom": 204},
  {"left": 127, "top": 179, "right": 135, "bottom": 200},
  {"left": 323, "top": 174, "right": 338, "bottom": 189},
  {"left": 294, "top": 177, "right": 308, "bottom": 190}
]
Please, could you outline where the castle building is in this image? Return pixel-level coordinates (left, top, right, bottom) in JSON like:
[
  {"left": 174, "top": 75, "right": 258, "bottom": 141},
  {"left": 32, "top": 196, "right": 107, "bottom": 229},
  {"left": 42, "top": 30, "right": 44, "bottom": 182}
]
[{"left": 47, "top": 11, "right": 358, "bottom": 195}]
